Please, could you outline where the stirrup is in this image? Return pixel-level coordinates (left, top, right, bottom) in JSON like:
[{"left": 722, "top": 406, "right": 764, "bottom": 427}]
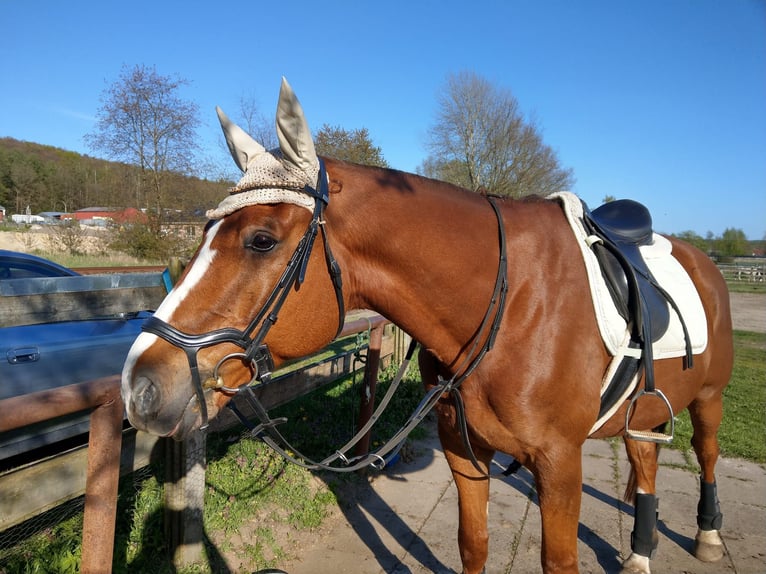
[{"left": 624, "top": 388, "right": 675, "bottom": 444}]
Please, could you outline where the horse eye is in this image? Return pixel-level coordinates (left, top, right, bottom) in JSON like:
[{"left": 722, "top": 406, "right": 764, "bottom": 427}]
[{"left": 248, "top": 233, "right": 277, "bottom": 253}]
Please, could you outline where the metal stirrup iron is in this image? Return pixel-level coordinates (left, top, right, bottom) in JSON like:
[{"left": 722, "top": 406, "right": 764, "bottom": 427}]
[{"left": 624, "top": 387, "right": 675, "bottom": 444}]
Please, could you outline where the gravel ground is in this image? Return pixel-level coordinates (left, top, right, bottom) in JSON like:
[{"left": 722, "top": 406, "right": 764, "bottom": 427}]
[{"left": 730, "top": 292, "right": 766, "bottom": 333}]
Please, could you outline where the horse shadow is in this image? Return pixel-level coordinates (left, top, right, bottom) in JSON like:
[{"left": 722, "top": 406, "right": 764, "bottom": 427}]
[
  {"left": 496, "top": 454, "right": 695, "bottom": 573},
  {"left": 323, "top": 448, "right": 635, "bottom": 574},
  {"left": 493, "top": 454, "right": 627, "bottom": 573},
  {"left": 322, "top": 441, "right": 637, "bottom": 574},
  {"left": 322, "top": 441, "right": 456, "bottom": 574}
]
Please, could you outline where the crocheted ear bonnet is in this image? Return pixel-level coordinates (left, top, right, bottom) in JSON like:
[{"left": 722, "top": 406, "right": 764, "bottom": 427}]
[{"left": 207, "top": 78, "right": 320, "bottom": 219}]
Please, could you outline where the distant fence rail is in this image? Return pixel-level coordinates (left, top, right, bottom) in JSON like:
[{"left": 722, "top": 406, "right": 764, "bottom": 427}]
[{"left": 718, "top": 261, "right": 766, "bottom": 283}]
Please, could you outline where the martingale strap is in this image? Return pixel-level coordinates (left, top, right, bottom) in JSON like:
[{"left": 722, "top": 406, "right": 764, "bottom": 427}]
[
  {"left": 229, "top": 339, "right": 430, "bottom": 472},
  {"left": 229, "top": 195, "right": 509, "bottom": 474},
  {"left": 446, "top": 196, "right": 509, "bottom": 477}
]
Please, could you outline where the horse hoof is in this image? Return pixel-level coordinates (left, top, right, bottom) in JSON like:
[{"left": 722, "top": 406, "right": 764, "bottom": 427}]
[
  {"left": 694, "top": 529, "right": 725, "bottom": 562},
  {"left": 619, "top": 552, "right": 651, "bottom": 574}
]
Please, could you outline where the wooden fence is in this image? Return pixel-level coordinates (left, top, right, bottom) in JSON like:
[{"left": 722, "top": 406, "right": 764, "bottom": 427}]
[
  {"left": 0, "top": 267, "right": 404, "bottom": 572},
  {"left": 718, "top": 261, "right": 765, "bottom": 283}
]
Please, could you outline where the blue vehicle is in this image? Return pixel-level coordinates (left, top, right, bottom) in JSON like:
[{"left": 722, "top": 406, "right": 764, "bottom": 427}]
[
  {"left": 0, "top": 251, "right": 159, "bottom": 465},
  {"left": 0, "top": 249, "right": 79, "bottom": 280}
]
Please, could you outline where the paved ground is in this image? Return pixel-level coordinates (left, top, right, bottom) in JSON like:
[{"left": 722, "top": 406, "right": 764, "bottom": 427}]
[
  {"left": 282, "top": 430, "right": 765, "bottom": 574},
  {"left": 281, "top": 293, "right": 765, "bottom": 574},
  {"left": 129, "top": 292, "right": 761, "bottom": 572},
  {"left": 729, "top": 292, "right": 766, "bottom": 333}
]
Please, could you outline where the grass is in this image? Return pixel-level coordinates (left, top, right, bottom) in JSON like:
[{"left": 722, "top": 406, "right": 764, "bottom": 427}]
[
  {"left": 726, "top": 281, "right": 766, "bottom": 294},
  {"left": 672, "top": 330, "right": 766, "bottom": 463},
  {"left": 33, "top": 250, "right": 164, "bottom": 269},
  {"left": 0, "top": 328, "right": 762, "bottom": 572},
  {"left": 0, "top": 360, "right": 425, "bottom": 574}
]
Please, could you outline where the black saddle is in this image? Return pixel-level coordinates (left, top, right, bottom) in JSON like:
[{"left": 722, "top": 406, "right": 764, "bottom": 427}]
[
  {"left": 582, "top": 199, "right": 693, "bottom": 418},
  {"left": 585, "top": 199, "right": 669, "bottom": 341}
]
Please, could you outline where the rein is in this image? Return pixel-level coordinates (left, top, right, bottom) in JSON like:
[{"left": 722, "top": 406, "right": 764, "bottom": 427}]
[
  {"left": 227, "top": 196, "right": 509, "bottom": 474},
  {"left": 145, "top": 171, "right": 508, "bottom": 476}
]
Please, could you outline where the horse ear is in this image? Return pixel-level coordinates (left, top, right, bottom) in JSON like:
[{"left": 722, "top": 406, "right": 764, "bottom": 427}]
[
  {"left": 216, "top": 106, "right": 267, "bottom": 173},
  {"left": 276, "top": 77, "right": 319, "bottom": 176}
]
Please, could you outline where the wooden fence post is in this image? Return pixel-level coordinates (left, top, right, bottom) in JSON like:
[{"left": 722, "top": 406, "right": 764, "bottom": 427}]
[
  {"left": 164, "top": 429, "right": 207, "bottom": 567},
  {"left": 81, "top": 394, "right": 123, "bottom": 573},
  {"left": 354, "top": 323, "right": 384, "bottom": 458}
]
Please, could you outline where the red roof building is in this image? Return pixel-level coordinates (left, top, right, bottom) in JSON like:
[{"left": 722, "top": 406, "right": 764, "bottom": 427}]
[{"left": 63, "top": 207, "right": 146, "bottom": 223}]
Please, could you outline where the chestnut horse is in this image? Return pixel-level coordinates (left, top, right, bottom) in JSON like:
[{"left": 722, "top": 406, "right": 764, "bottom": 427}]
[{"left": 121, "top": 79, "right": 733, "bottom": 574}]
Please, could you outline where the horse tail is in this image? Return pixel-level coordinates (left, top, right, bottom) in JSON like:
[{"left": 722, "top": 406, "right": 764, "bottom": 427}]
[{"left": 623, "top": 422, "right": 666, "bottom": 503}]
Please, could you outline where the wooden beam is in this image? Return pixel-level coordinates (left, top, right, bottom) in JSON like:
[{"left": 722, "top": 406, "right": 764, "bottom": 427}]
[{"left": 0, "top": 273, "right": 167, "bottom": 327}]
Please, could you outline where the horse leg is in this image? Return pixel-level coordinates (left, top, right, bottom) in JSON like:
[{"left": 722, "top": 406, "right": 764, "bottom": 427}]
[
  {"left": 438, "top": 418, "right": 493, "bottom": 574},
  {"left": 620, "top": 437, "right": 660, "bottom": 574},
  {"left": 529, "top": 444, "right": 584, "bottom": 573},
  {"left": 688, "top": 396, "right": 726, "bottom": 562}
]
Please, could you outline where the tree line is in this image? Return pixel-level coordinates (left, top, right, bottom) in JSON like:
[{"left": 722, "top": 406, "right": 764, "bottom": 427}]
[
  {"left": 0, "top": 137, "right": 229, "bottom": 219},
  {"left": 670, "top": 228, "right": 763, "bottom": 260},
  {"left": 1, "top": 64, "right": 758, "bottom": 259}
]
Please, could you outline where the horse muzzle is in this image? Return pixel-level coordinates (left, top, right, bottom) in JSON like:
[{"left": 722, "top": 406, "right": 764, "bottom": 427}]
[{"left": 123, "top": 371, "right": 208, "bottom": 439}]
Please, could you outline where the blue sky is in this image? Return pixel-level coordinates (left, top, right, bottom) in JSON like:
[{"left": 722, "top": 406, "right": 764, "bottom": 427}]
[{"left": 2, "top": 0, "right": 764, "bottom": 239}]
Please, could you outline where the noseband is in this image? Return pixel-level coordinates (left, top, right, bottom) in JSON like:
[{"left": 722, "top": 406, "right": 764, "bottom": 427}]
[{"left": 141, "top": 160, "right": 345, "bottom": 429}]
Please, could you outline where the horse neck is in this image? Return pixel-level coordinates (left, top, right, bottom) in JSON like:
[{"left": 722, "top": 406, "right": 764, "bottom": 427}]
[{"left": 324, "top": 160, "right": 537, "bottom": 367}]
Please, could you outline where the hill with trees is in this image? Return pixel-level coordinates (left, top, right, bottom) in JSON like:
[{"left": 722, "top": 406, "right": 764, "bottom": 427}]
[{"left": 0, "top": 137, "right": 230, "bottom": 220}]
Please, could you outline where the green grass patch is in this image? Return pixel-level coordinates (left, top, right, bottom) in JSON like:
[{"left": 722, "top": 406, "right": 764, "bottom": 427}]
[
  {"left": 0, "top": 357, "right": 425, "bottom": 573},
  {"left": 672, "top": 330, "right": 766, "bottom": 463},
  {"left": 726, "top": 281, "right": 766, "bottom": 294},
  {"left": 41, "top": 251, "right": 164, "bottom": 268},
  {"left": 1, "top": 329, "right": 761, "bottom": 572}
]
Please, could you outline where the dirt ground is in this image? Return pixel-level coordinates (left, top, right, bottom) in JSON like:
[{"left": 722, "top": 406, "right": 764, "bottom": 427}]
[{"left": 729, "top": 292, "right": 766, "bottom": 333}]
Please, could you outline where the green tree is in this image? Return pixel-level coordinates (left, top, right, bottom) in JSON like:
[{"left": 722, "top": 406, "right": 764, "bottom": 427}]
[
  {"left": 314, "top": 124, "right": 388, "bottom": 167},
  {"left": 9, "top": 155, "right": 49, "bottom": 213},
  {"left": 420, "top": 71, "right": 574, "bottom": 197},
  {"left": 715, "top": 228, "right": 749, "bottom": 257},
  {"left": 109, "top": 215, "right": 193, "bottom": 261},
  {"left": 674, "top": 230, "right": 710, "bottom": 253}
]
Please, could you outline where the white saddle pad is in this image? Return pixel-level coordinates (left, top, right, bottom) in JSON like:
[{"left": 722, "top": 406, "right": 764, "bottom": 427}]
[{"left": 549, "top": 192, "right": 708, "bottom": 360}]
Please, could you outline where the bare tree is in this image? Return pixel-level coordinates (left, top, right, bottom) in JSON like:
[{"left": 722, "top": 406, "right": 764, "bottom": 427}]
[
  {"left": 85, "top": 64, "right": 201, "bottom": 216},
  {"left": 421, "top": 71, "right": 574, "bottom": 198},
  {"left": 237, "top": 93, "right": 278, "bottom": 150}
]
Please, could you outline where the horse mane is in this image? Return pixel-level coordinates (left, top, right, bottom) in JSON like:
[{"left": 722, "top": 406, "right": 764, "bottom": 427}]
[{"left": 322, "top": 156, "right": 556, "bottom": 205}]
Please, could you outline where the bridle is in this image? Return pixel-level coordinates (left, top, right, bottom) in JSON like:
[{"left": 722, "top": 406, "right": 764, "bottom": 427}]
[
  {"left": 226, "top": 194, "right": 508, "bottom": 474},
  {"left": 142, "top": 165, "right": 508, "bottom": 475},
  {"left": 141, "top": 159, "right": 344, "bottom": 430}
]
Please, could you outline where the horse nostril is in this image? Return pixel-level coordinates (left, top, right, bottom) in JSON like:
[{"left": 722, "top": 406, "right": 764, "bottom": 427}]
[{"left": 132, "top": 376, "right": 161, "bottom": 420}]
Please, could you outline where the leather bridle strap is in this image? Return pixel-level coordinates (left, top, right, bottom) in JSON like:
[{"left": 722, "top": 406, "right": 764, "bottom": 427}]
[
  {"left": 141, "top": 160, "right": 344, "bottom": 430},
  {"left": 229, "top": 195, "right": 509, "bottom": 473}
]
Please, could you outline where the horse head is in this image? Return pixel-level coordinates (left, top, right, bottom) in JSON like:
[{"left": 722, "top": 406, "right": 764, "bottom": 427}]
[{"left": 121, "top": 78, "right": 344, "bottom": 439}]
